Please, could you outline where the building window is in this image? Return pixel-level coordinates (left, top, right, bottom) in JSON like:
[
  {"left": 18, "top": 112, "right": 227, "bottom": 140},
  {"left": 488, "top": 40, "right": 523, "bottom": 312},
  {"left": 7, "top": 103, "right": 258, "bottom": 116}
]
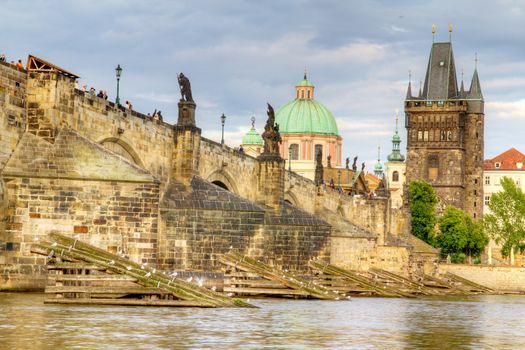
[
  {"left": 495, "top": 162, "right": 501, "bottom": 169},
  {"left": 289, "top": 144, "right": 299, "bottom": 160},
  {"left": 447, "top": 130, "right": 452, "bottom": 141},
  {"left": 314, "top": 144, "right": 323, "bottom": 158},
  {"left": 440, "top": 130, "right": 446, "bottom": 141},
  {"left": 484, "top": 195, "right": 490, "bottom": 205},
  {"left": 307, "top": 90, "right": 311, "bottom": 99},
  {"left": 426, "top": 101, "right": 432, "bottom": 107},
  {"left": 485, "top": 176, "right": 490, "bottom": 185},
  {"left": 516, "top": 177, "right": 521, "bottom": 186},
  {"left": 418, "top": 131, "right": 423, "bottom": 141},
  {"left": 423, "top": 130, "right": 429, "bottom": 141},
  {"left": 392, "top": 171, "right": 399, "bottom": 182},
  {"left": 437, "top": 101, "right": 444, "bottom": 107}
]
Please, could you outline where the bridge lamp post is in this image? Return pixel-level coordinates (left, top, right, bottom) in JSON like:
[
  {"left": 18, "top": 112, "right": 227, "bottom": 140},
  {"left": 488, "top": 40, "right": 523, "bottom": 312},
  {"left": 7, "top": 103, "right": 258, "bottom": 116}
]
[
  {"left": 288, "top": 146, "right": 292, "bottom": 171},
  {"left": 220, "top": 113, "right": 226, "bottom": 145},
  {"left": 338, "top": 169, "right": 342, "bottom": 193},
  {"left": 115, "top": 64, "right": 123, "bottom": 106}
]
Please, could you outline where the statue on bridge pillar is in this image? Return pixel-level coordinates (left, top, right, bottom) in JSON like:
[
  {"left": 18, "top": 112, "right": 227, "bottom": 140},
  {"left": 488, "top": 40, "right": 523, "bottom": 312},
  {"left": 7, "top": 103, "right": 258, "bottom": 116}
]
[
  {"left": 345, "top": 157, "right": 350, "bottom": 169},
  {"left": 178, "top": 73, "right": 194, "bottom": 103},
  {"left": 352, "top": 156, "right": 358, "bottom": 172},
  {"left": 315, "top": 149, "right": 324, "bottom": 186},
  {"left": 177, "top": 73, "right": 196, "bottom": 127},
  {"left": 261, "top": 103, "right": 282, "bottom": 156}
]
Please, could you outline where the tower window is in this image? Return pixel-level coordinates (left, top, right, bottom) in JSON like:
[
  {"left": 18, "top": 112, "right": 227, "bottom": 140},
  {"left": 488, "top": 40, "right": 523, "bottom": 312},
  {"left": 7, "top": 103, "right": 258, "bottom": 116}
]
[
  {"left": 392, "top": 171, "right": 399, "bottom": 182},
  {"left": 428, "top": 154, "right": 439, "bottom": 180},
  {"left": 484, "top": 195, "right": 490, "bottom": 205},
  {"left": 307, "top": 90, "right": 311, "bottom": 99},
  {"left": 301, "top": 91, "right": 304, "bottom": 99}
]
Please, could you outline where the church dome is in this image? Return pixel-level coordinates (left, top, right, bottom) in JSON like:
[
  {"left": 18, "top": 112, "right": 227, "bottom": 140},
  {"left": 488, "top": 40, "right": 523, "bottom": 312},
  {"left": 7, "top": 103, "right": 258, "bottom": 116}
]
[
  {"left": 276, "top": 75, "right": 339, "bottom": 136},
  {"left": 242, "top": 126, "right": 263, "bottom": 145}
]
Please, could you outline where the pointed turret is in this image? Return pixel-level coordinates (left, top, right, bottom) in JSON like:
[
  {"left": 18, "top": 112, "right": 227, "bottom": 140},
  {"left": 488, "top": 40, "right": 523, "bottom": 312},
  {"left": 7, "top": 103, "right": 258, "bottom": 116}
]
[
  {"left": 405, "top": 80, "right": 413, "bottom": 100},
  {"left": 467, "top": 68, "right": 483, "bottom": 100},
  {"left": 374, "top": 146, "right": 384, "bottom": 177}
]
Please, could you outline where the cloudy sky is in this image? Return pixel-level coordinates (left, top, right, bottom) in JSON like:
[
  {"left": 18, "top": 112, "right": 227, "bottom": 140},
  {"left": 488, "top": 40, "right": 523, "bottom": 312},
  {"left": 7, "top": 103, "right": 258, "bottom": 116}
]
[{"left": 2, "top": 0, "right": 524, "bottom": 167}]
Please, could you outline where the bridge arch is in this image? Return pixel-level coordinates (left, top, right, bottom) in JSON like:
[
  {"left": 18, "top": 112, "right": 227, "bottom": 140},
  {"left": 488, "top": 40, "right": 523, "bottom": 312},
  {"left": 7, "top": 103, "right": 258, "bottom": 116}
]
[
  {"left": 284, "top": 190, "right": 300, "bottom": 207},
  {"left": 98, "top": 137, "right": 144, "bottom": 168},
  {"left": 206, "top": 170, "right": 239, "bottom": 194}
]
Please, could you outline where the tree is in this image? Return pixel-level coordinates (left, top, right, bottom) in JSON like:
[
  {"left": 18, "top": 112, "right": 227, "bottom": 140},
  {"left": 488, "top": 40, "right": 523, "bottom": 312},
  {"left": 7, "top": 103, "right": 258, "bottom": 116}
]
[
  {"left": 409, "top": 180, "right": 438, "bottom": 245},
  {"left": 438, "top": 206, "right": 488, "bottom": 262},
  {"left": 484, "top": 176, "right": 525, "bottom": 257}
]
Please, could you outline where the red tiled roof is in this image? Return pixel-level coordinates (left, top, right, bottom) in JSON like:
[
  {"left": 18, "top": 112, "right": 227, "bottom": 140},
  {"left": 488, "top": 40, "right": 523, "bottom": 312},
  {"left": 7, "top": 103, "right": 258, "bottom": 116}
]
[{"left": 484, "top": 148, "right": 525, "bottom": 170}]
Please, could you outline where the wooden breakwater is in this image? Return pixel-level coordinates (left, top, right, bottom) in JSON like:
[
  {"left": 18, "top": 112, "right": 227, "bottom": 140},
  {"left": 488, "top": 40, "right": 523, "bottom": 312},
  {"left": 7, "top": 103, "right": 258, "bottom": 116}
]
[{"left": 31, "top": 232, "right": 255, "bottom": 308}]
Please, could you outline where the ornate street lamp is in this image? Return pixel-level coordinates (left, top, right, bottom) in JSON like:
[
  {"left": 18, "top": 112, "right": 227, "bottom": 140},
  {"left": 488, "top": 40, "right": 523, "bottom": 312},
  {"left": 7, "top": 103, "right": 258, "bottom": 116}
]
[
  {"left": 115, "top": 64, "right": 123, "bottom": 106},
  {"left": 338, "top": 169, "right": 342, "bottom": 193},
  {"left": 288, "top": 146, "right": 292, "bottom": 171},
  {"left": 220, "top": 113, "right": 226, "bottom": 145}
]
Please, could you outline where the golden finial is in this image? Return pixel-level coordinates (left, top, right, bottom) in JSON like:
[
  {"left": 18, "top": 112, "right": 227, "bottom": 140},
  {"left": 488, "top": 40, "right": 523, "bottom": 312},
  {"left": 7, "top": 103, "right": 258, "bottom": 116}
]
[
  {"left": 448, "top": 24, "right": 453, "bottom": 33},
  {"left": 449, "top": 24, "right": 453, "bottom": 42},
  {"left": 432, "top": 24, "right": 436, "bottom": 42},
  {"left": 251, "top": 115, "right": 255, "bottom": 128}
]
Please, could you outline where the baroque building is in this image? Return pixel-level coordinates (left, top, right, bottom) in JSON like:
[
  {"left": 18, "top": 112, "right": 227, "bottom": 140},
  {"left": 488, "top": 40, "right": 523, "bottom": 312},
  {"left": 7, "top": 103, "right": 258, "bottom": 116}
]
[
  {"left": 276, "top": 73, "right": 342, "bottom": 180},
  {"left": 404, "top": 41, "right": 484, "bottom": 219}
]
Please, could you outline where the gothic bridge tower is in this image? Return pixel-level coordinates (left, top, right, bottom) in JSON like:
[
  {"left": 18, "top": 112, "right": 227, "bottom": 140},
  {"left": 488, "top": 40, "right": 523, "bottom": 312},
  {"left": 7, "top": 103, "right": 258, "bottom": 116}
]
[{"left": 404, "top": 40, "right": 484, "bottom": 219}]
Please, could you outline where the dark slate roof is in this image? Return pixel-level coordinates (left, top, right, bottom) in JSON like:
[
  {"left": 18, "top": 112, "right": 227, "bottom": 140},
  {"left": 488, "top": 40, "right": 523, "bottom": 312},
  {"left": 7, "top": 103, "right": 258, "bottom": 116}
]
[
  {"left": 467, "top": 68, "right": 483, "bottom": 100},
  {"left": 161, "top": 176, "right": 265, "bottom": 212},
  {"left": 421, "top": 42, "right": 459, "bottom": 100},
  {"left": 264, "top": 201, "right": 330, "bottom": 226}
]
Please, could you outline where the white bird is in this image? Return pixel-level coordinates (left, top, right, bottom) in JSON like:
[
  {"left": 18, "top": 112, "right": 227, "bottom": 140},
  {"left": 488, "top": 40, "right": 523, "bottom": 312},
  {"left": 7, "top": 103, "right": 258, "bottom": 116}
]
[
  {"left": 227, "top": 292, "right": 233, "bottom": 297},
  {"left": 211, "top": 286, "right": 217, "bottom": 291},
  {"left": 140, "top": 265, "right": 145, "bottom": 270},
  {"left": 108, "top": 260, "right": 115, "bottom": 265},
  {"left": 187, "top": 276, "right": 193, "bottom": 282},
  {"left": 127, "top": 266, "right": 132, "bottom": 270},
  {"left": 198, "top": 279, "right": 203, "bottom": 287},
  {"left": 51, "top": 242, "right": 58, "bottom": 247},
  {"left": 143, "top": 262, "right": 148, "bottom": 266},
  {"left": 145, "top": 272, "right": 151, "bottom": 277}
]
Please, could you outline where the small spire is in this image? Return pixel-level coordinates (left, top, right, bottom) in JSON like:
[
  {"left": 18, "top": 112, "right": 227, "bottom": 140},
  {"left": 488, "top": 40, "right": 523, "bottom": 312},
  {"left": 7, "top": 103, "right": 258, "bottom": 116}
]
[
  {"left": 251, "top": 115, "right": 256, "bottom": 128},
  {"left": 432, "top": 24, "right": 436, "bottom": 43},
  {"left": 377, "top": 145, "right": 381, "bottom": 162},
  {"left": 406, "top": 70, "right": 412, "bottom": 100},
  {"left": 449, "top": 23, "right": 453, "bottom": 42},
  {"left": 304, "top": 66, "right": 307, "bottom": 80},
  {"left": 418, "top": 79, "right": 423, "bottom": 98},
  {"left": 395, "top": 109, "right": 399, "bottom": 134},
  {"left": 468, "top": 63, "right": 483, "bottom": 100}
]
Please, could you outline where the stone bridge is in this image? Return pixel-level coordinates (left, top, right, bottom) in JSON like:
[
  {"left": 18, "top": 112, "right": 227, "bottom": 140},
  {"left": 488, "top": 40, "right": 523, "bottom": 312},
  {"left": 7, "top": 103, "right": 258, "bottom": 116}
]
[{"left": 0, "top": 58, "right": 436, "bottom": 290}]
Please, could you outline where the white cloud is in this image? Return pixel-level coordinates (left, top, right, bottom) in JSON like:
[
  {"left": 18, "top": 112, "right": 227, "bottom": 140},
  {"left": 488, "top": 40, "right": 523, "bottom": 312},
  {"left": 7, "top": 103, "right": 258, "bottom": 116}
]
[{"left": 486, "top": 100, "right": 525, "bottom": 120}]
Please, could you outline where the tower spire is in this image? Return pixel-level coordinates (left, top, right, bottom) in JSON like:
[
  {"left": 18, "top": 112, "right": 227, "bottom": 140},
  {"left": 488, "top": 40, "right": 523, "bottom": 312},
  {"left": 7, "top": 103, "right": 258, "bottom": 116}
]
[
  {"left": 406, "top": 70, "right": 413, "bottom": 100},
  {"left": 304, "top": 66, "right": 307, "bottom": 80},
  {"left": 460, "top": 68, "right": 465, "bottom": 97},
  {"left": 387, "top": 109, "right": 405, "bottom": 162}
]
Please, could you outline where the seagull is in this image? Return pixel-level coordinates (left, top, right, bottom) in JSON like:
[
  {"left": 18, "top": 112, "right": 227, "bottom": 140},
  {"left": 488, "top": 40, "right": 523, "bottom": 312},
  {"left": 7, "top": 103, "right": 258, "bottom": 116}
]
[
  {"left": 51, "top": 242, "right": 58, "bottom": 247},
  {"left": 227, "top": 292, "right": 233, "bottom": 297},
  {"left": 152, "top": 269, "right": 156, "bottom": 273},
  {"left": 145, "top": 272, "right": 151, "bottom": 277},
  {"left": 140, "top": 265, "right": 145, "bottom": 270},
  {"left": 198, "top": 279, "right": 203, "bottom": 287},
  {"left": 127, "top": 266, "right": 132, "bottom": 270},
  {"left": 211, "top": 286, "right": 217, "bottom": 292},
  {"left": 108, "top": 260, "right": 115, "bottom": 265},
  {"left": 187, "top": 276, "right": 193, "bottom": 283}
]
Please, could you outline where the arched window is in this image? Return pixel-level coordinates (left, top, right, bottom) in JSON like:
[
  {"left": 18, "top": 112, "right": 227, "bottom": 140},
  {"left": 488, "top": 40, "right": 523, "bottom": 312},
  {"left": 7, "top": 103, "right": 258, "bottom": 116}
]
[
  {"left": 392, "top": 171, "right": 399, "bottom": 182},
  {"left": 314, "top": 144, "right": 323, "bottom": 158},
  {"left": 289, "top": 144, "right": 299, "bottom": 160},
  {"left": 296, "top": 91, "right": 299, "bottom": 99},
  {"left": 307, "top": 90, "right": 311, "bottom": 99},
  {"left": 301, "top": 90, "right": 304, "bottom": 99}
]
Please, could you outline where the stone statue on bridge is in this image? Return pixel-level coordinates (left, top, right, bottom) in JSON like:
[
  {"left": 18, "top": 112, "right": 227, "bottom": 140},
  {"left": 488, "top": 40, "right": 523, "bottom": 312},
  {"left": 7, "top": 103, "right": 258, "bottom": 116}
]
[
  {"left": 315, "top": 149, "right": 323, "bottom": 186},
  {"left": 352, "top": 156, "right": 358, "bottom": 171},
  {"left": 345, "top": 157, "right": 350, "bottom": 169},
  {"left": 261, "top": 103, "right": 282, "bottom": 155},
  {"left": 178, "top": 73, "right": 194, "bottom": 103},
  {"left": 361, "top": 162, "right": 365, "bottom": 172}
]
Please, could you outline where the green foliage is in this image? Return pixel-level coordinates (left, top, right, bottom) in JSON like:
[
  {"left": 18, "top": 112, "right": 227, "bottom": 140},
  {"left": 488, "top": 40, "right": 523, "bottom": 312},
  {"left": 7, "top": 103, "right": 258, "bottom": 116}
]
[
  {"left": 438, "top": 206, "right": 488, "bottom": 260},
  {"left": 484, "top": 176, "right": 525, "bottom": 257},
  {"left": 450, "top": 253, "right": 466, "bottom": 264},
  {"left": 409, "top": 180, "right": 438, "bottom": 245}
]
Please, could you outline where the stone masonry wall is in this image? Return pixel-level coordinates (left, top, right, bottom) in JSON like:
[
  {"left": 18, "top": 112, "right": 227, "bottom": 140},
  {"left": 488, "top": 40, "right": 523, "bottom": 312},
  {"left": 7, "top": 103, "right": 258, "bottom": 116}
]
[
  {"left": 1, "top": 177, "right": 158, "bottom": 286},
  {"left": 438, "top": 264, "right": 525, "bottom": 292}
]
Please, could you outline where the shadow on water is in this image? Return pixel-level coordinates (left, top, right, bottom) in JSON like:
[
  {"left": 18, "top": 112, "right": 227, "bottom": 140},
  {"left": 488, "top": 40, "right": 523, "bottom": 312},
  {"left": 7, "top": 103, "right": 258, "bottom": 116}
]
[{"left": 2, "top": 293, "right": 525, "bottom": 349}]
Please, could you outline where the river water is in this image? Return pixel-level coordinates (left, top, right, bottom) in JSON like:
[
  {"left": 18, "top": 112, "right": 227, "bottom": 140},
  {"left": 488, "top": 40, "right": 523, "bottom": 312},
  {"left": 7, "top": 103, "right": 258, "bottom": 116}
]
[{"left": 1, "top": 293, "right": 524, "bottom": 349}]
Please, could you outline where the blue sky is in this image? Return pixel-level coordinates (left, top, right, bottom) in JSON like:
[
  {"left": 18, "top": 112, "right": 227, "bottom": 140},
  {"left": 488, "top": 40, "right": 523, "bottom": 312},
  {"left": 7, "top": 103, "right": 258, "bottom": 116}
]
[{"left": 2, "top": 0, "right": 524, "bottom": 167}]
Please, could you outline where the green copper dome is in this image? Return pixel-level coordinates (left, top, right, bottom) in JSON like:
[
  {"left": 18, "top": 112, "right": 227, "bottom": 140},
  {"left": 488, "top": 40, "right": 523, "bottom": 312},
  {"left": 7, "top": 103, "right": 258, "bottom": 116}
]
[
  {"left": 296, "top": 78, "right": 314, "bottom": 87},
  {"left": 242, "top": 127, "right": 263, "bottom": 145},
  {"left": 276, "top": 100, "right": 338, "bottom": 135}
]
